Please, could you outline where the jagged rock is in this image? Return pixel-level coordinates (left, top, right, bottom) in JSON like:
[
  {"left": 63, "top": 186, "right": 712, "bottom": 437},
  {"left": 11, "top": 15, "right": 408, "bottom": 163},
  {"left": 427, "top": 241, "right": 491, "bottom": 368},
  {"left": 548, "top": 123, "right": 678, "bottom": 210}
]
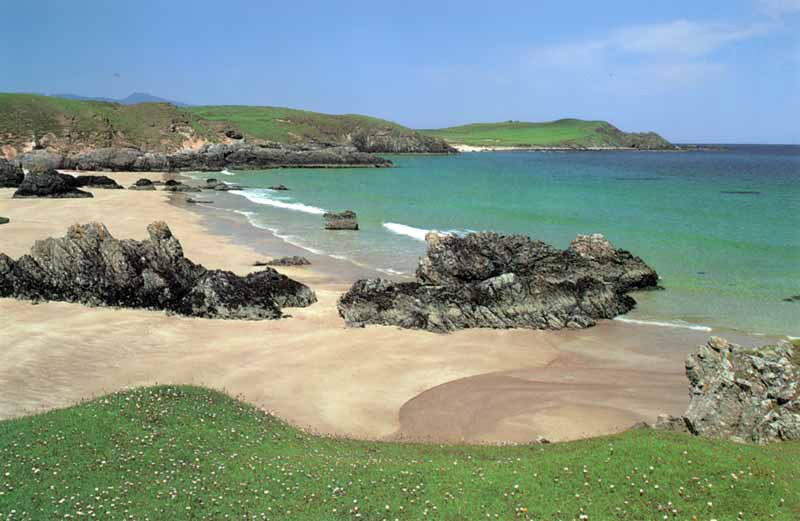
[
  {"left": 0, "top": 217, "right": 9, "bottom": 225},
  {"left": 16, "top": 150, "right": 64, "bottom": 173},
  {"left": 186, "top": 198, "right": 213, "bottom": 204},
  {"left": 264, "top": 256, "right": 311, "bottom": 267},
  {"left": 338, "top": 232, "right": 658, "bottom": 332},
  {"left": 0, "top": 222, "right": 316, "bottom": 319},
  {"left": 206, "top": 178, "right": 218, "bottom": 185},
  {"left": 61, "top": 147, "right": 169, "bottom": 172},
  {"left": 656, "top": 337, "right": 800, "bottom": 444},
  {"left": 164, "top": 179, "right": 181, "bottom": 186},
  {"left": 269, "top": 184, "right": 289, "bottom": 191},
  {"left": 0, "top": 158, "right": 24, "bottom": 187},
  {"left": 129, "top": 178, "right": 156, "bottom": 190},
  {"left": 206, "top": 183, "right": 234, "bottom": 191},
  {"left": 324, "top": 210, "right": 359, "bottom": 230},
  {"left": 74, "top": 175, "right": 124, "bottom": 189},
  {"left": 12, "top": 170, "right": 93, "bottom": 199}
]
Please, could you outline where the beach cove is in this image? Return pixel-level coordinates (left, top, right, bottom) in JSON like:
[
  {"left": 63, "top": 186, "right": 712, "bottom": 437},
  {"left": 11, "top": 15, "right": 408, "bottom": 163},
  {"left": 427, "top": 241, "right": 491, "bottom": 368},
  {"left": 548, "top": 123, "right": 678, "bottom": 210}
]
[{"left": 0, "top": 171, "right": 778, "bottom": 444}]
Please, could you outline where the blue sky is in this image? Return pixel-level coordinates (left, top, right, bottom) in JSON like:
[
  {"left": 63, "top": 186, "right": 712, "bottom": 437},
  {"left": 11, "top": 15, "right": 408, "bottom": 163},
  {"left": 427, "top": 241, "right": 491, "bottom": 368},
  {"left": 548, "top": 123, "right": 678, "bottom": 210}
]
[{"left": 1, "top": 0, "right": 798, "bottom": 143}]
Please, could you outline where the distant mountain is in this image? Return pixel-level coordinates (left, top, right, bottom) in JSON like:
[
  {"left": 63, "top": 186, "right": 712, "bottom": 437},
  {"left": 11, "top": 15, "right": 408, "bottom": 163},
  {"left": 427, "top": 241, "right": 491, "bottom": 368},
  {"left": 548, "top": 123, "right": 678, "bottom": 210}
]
[{"left": 48, "top": 92, "right": 190, "bottom": 106}]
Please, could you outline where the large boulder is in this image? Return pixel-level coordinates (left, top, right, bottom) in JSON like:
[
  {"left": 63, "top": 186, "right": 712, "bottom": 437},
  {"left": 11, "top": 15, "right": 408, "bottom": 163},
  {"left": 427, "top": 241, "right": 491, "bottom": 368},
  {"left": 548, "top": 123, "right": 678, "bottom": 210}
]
[
  {"left": 0, "top": 217, "right": 9, "bottom": 225},
  {"left": 16, "top": 150, "right": 64, "bottom": 173},
  {"left": 74, "top": 175, "right": 123, "bottom": 189},
  {"left": 12, "top": 170, "right": 93, "bottom": 198},
  {"left": 656, "top": 337, "right": 800, "bottom": 444},
  {"left": 338, "top": 232, "right": 658, "bottom": 332},
  {"left": 0, "top": 158, "right": 24, "bottom": 188},
  {"left": 0, "top": 222, "right": 316, "bottom": 319},
  {"left": 324, "top": 210, "right": 359, "bottom": 230},
  {"left": 129, "top": 178, "right": 156, "bottom": 190}
]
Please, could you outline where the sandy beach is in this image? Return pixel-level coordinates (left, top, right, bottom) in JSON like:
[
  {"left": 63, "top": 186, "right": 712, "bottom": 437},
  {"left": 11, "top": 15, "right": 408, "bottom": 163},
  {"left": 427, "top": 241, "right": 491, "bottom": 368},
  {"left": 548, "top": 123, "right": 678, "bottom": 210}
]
[{"left": 0, "top": 173, "right": 771, "bottom": 443}]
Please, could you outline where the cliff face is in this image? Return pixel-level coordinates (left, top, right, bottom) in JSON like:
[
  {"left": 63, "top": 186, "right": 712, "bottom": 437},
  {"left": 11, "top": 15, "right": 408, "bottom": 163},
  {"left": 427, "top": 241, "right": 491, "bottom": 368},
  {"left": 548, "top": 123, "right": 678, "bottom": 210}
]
[{"left": 350, "top": 129, "right": 457, "bottom": 153}]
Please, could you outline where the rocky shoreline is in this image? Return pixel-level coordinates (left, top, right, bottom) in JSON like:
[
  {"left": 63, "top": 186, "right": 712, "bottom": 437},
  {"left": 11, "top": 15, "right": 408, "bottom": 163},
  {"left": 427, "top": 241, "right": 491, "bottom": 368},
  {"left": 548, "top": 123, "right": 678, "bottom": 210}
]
[{"left": 14, "top": 143, "right": 392, "bottom": 173}]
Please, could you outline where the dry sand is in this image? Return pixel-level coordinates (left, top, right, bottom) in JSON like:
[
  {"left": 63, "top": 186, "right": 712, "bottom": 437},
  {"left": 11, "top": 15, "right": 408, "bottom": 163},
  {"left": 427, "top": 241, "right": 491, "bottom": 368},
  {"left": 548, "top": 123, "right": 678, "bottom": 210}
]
[{"left": 0, "top": 173, "right": 763, "bottom": 443}]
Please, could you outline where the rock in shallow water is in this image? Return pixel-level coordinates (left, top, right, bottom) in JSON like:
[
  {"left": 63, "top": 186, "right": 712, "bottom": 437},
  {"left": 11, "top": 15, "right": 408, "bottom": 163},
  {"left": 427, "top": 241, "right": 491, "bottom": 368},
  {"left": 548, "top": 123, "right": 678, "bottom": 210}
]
[
  {"left": 338, "top": 231, "right": 658, "bottom": 332},
  {"left": 0, "top": 222, "right": 316, "bottom": 319},
  {"left": 656, "top": 337, "right": 800, "bottom": 444},
  {"left": 324, "top": 210, "right": 359, "bottom": 230}
]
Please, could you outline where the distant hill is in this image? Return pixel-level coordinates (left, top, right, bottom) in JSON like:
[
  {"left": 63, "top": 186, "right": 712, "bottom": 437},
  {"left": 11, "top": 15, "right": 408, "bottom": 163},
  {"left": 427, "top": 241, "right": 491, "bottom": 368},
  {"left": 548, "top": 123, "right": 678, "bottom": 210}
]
[
  {"left": 421, "top": 119, "right": 673, "bottom": 149},
  {"left": 0, "top": 93, "right": 454, "bottom": 157},
  {"left": 50, "top": 92, "right": 190, "bottom": 106}
]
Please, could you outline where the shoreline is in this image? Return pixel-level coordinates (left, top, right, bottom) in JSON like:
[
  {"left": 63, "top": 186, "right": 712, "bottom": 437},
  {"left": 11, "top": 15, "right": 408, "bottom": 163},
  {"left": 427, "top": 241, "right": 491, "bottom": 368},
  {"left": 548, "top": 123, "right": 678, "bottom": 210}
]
[
  {"left": 0, "top": 172, "right": 782, "bottom": 444},
  {"left": 449, "top": 144, "right": 716, "bottom": 152}
]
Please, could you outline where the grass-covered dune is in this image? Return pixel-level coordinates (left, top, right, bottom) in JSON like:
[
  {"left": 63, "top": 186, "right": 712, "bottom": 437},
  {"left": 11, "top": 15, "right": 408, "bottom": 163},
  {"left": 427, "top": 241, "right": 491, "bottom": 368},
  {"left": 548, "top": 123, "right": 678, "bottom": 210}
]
[
  {"left": 422, "top": 119, "right": 674, "bottom": 149},
  {"left": 0, "top": 94, "right": 453, "bottom": 156},
  {"left": 1, "top": 386, "right": 797, "bottom": 520}
]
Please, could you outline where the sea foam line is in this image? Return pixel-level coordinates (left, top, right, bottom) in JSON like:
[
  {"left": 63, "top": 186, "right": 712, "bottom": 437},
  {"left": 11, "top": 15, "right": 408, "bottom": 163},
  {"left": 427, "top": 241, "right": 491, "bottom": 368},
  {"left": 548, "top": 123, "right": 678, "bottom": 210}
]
[
  {"left": 230, "top": 190, "right": 326, "bottom": 215},
  {"left": 614, "top": 317, "right": 713, "bottom": 332},
  {"left": 220, "top": 168, "right": 235, "bottom": 176},
  {"left": 231, "top": 210, "right": 325, "bottom": 255},
  {"left": 383, "top": 222, "right": 430, "bottom": 241}
]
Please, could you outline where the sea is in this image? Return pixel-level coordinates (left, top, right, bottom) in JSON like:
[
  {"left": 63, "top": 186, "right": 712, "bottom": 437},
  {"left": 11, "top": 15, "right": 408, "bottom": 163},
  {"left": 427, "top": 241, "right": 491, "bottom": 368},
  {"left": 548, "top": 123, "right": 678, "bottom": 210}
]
[{"left": 187, "top": 145, "right": 800, "bottom": 337}]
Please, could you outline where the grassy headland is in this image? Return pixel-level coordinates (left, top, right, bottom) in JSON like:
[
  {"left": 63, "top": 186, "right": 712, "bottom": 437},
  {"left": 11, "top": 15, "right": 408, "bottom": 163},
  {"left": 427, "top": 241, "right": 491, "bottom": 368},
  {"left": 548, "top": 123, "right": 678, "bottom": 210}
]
[
  {"left": 1, "top": 386, "right": 796, "bottom": 520},
  {"left": 0, "top": 94, "right": 453, "bottom": 156},
  {"left": 422, "top": 119, "right": 673, "bottom": 149}
]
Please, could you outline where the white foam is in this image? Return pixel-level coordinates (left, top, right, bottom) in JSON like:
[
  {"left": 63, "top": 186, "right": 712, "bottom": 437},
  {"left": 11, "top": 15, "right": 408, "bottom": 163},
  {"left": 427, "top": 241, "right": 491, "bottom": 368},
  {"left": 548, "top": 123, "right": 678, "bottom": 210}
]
[
  {"left": 383, "top": 222, "right": 431, "bottom": 241},
  {"left": 231, "top": 190, "right": 326, "bottom": 215},
  {"left": 220, "top": 168, "right": 235, "bottom": 176},
  {"left": 231, "top": 210, "right": 325, "bottom": 255},
  {"left": 614, "top": 317, "right": 713, "bottom": 332}
]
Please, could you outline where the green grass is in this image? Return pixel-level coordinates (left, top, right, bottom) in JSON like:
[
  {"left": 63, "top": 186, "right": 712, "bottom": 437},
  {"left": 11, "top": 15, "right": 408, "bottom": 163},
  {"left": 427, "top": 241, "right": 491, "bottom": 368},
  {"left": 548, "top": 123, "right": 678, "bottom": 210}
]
[
  {"left": 186, "top": 105, "right": 412, "bottom": 145},
  {"left": 421, "top": 119, "right": 671, "bottom": 148},
  {"left": 1, "top": 386, "right": 797, "bottom": 520}
]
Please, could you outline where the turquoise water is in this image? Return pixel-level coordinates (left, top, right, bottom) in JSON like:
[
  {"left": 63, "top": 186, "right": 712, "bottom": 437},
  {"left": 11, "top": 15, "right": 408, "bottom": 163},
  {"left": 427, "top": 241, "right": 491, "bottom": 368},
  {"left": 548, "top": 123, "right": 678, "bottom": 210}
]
[{"left": 193, "top": 146, "right": 800, "bottom": 336}]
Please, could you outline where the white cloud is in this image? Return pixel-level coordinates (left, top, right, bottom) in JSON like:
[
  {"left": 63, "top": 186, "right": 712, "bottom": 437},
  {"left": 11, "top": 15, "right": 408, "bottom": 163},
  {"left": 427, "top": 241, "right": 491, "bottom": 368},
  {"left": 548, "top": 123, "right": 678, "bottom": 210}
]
[
  {"left": 530, "top": 19, "right": 773, "bottom": 66},
  {"left": 613, "top": 20, "right": 772, "bottom": 56}
]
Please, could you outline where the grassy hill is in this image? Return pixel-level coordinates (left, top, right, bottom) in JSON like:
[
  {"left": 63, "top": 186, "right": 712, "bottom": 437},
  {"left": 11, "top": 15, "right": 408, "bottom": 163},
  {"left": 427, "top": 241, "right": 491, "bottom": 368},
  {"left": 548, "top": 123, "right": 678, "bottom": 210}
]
[
  {"left": 0, "top": 93, "right": 212, "bottom": 155},
  {"left": 1, "top": 386, "right": 797, "bottom": 520},
  {"left": 0, "top": 94, "right": 453, "bottom": 157},
  {"left": 422, "top": 119, "right": 673, "bottom": 149}
]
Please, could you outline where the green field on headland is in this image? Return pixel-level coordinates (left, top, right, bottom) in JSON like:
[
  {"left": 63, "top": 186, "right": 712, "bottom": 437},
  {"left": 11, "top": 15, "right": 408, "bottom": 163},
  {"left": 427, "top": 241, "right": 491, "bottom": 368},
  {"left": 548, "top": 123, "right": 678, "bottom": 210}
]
[
  {"left": 422, "top": 119, "right": 673, "bottom": 149},
  {"left": 1, "top": 386, "right": 797, "bottom": 520}
]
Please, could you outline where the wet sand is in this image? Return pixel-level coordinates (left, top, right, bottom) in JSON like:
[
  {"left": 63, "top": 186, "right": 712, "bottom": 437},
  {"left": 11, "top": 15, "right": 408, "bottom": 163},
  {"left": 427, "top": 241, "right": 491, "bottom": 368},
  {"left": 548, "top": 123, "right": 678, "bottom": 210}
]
[{"left": 0, "top": 173, "right": 772, "bottom": 443}]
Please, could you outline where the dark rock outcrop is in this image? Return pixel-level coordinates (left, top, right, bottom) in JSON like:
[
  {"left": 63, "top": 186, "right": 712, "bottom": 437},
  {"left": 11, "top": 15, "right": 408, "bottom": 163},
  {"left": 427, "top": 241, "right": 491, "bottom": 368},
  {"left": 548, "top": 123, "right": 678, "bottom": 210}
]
[
  {"left": 263, "top": 256, "right": 311, "bottom": 267},
  {"left": 74, "top": 175, "right": 123, "bottom": 189},
  {"left": 656, "top": 337, "right": 800, "bottom": 444},
  {"left": 0, "top": 222, "right": 316, "bottom": 319},
  {"left": 27, "top": 143, "right": 393, "bottom": 172},
  {"left": 338, "top": 231, "right": 658, "bottom": 332},
  {"left": 324, "top": 210, "right": 359, "bottom": 230},
  {"left": 0, "top": 158, "right": 24, "bottom": 188},
  {"left": 0, "top": 217, "right": 9, "bottom": 225},
  {"left": 168, "top": 143, "right": 391, "bottom": 171},
  {"left": 269, "top": 184, "right": 289, "bottom": 191},
  {"left": 186, "top": 198, "right": 213, "bottom": 204},
  {"left": 12, "top": 170, "right": 93, "bottom": 199},
  {"left": 163, "top": 184, "right": 201, "bottom": 193}
]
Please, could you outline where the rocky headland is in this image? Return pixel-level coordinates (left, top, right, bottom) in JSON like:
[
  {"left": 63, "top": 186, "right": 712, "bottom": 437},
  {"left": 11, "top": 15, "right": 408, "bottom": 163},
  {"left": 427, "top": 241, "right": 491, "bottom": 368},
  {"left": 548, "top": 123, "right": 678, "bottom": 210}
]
[
  {"left": 655, "top": 337, "right": 799, "bottom": 444},
  {"left": 338, "top": 232, "right": 658, "bottom": 332},
  {"left": 0, "top": 222, "right": 316, "bottom": 319}
]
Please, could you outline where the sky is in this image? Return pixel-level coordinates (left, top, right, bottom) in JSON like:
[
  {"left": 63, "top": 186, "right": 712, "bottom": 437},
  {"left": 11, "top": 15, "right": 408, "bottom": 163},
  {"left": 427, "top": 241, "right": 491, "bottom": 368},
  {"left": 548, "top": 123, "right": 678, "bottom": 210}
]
[{"left": 1, "top": 0, "right": 798, "bottom": 143}]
